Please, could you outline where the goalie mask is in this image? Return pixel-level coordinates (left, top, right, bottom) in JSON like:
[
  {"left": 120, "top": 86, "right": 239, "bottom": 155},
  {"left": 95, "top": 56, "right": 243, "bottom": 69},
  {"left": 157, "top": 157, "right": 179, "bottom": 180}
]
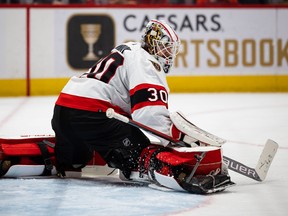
[{"left": 141, "top": 19, "right": 181, "bottom": 73}]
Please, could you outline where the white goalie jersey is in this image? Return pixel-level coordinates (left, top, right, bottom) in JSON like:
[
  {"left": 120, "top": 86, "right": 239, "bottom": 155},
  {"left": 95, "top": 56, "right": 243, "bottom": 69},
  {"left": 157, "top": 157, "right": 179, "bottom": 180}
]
[{"left": 56, "top": 42, "right": 172, "bottom": 146}]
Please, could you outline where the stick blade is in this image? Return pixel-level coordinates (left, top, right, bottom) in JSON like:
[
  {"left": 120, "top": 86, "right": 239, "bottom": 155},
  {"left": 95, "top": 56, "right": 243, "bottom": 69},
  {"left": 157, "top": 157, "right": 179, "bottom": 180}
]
[{"left": 255, "top": 139, "right": 278, "bottom": 181}]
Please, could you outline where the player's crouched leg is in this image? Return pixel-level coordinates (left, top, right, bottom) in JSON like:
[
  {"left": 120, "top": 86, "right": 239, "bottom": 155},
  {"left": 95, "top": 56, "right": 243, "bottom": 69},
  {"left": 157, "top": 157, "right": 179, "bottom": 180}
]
[{"left": 104, "top": 143, "right": 148, "bottom": 179}]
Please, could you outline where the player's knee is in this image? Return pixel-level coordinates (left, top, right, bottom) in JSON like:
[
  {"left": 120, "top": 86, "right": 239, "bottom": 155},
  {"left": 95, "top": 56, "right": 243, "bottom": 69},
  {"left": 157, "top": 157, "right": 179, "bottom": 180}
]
[{"left": 105, "top": 148, "right": 138, "bottom": 179}]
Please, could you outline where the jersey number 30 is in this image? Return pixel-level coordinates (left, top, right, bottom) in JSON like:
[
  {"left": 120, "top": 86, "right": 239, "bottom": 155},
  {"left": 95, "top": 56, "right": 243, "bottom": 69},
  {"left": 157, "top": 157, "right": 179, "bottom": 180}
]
[{"left": 148, "top": 88, "right": 168, "bottom": 104}]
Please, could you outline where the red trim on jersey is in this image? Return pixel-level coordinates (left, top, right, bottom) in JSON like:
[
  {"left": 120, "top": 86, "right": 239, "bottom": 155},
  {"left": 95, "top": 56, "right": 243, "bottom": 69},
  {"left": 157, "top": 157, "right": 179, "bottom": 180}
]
[
  {"left": 56, "top": 92, "right": 128, "bottom": 115},
  {"left": 131, "top": 100, "right": 167, "bottom": 113},
  {"left": 130, "top": 83, "right": 166, "bottom": 96}
]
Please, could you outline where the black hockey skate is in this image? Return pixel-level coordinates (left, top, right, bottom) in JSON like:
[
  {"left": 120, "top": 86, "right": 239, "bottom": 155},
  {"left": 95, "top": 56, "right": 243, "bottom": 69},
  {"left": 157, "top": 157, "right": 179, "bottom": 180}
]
[{"left": 180, "top": 173, "right": 235, "bottom": 194}]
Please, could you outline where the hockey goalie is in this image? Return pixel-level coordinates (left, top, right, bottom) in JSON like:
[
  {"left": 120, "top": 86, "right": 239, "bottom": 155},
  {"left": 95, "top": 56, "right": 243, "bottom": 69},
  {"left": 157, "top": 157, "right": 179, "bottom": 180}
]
[
  {"left": 0, "top": 19, "right": 235, "bottom": 194},
  {"left": 0, "top": 111, "right": 234, "bottom": 194}
]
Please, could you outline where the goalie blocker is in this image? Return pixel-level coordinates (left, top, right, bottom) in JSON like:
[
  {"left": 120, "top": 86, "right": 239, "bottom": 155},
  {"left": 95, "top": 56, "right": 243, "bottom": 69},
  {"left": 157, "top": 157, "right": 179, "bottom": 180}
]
[{"left": 0, "top": 136, "right": 234, "bottom": 194}]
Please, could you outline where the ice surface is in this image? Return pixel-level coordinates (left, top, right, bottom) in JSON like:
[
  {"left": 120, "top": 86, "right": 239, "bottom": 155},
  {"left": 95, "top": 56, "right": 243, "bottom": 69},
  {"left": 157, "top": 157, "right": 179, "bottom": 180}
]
[{"left": 0, "top": 93, "right": 288, "bottom": 216}]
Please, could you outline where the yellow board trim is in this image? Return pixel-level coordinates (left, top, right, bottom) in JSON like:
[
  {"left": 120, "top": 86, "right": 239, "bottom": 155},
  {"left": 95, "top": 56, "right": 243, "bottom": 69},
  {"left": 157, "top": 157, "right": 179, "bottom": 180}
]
[
  {"left": 1, "top": 75, "right": 288, "bottom": 96},
  {"left": 30, "top": 78, "right": 70, "bottom": 96},
  {"left": 0, "top": 79, "right": 27, "bottom": 96}
]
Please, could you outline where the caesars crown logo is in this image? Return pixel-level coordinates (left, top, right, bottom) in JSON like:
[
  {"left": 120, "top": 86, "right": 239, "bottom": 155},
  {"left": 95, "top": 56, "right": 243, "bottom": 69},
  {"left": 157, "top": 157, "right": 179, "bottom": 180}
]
[{"left": 67, "top": 15, "right": 115, "bottom": 70}]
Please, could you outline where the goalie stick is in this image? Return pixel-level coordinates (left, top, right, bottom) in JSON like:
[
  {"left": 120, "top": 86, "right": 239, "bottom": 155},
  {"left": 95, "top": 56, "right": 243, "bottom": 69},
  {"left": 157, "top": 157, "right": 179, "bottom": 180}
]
[
  {"left": 223, "top": 139, "right": 278, "bottom": 181},
  {"left": 106, "top": 108, "right": 278, "bottom": 182},
  {"left": 106, "top": 109, "right": 189, "bottom": 147}
]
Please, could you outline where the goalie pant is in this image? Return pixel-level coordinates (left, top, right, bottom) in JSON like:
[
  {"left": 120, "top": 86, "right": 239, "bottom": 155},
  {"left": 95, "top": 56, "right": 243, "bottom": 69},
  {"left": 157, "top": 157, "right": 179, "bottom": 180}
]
[{"left": 0, "top": 137, "right": 233, "bottom": 194}]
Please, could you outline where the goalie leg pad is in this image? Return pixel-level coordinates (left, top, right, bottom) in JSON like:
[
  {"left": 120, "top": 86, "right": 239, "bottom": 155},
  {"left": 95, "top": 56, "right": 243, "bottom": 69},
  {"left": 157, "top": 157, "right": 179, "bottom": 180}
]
[
  {"left": 139, "top": 146, "right": 223, "bottom": 177},
  {"left": 0, "top": 136, "right": 107, "bottom": 178},
  {"left": 155, "top": 147, "right": 223, "bottom": 175},
  {"left": 137, "top": 145, "right": 234, "bottom": 193},
  {"left": 0, "top": 137, "right": 56, "bottom": 177}
]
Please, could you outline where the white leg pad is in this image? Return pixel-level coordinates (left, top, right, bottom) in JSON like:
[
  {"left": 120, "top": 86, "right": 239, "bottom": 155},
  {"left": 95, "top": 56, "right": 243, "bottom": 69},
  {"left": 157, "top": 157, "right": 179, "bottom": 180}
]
[{"left": 3, "top": 165, "right": 57, "bottom": 178}]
